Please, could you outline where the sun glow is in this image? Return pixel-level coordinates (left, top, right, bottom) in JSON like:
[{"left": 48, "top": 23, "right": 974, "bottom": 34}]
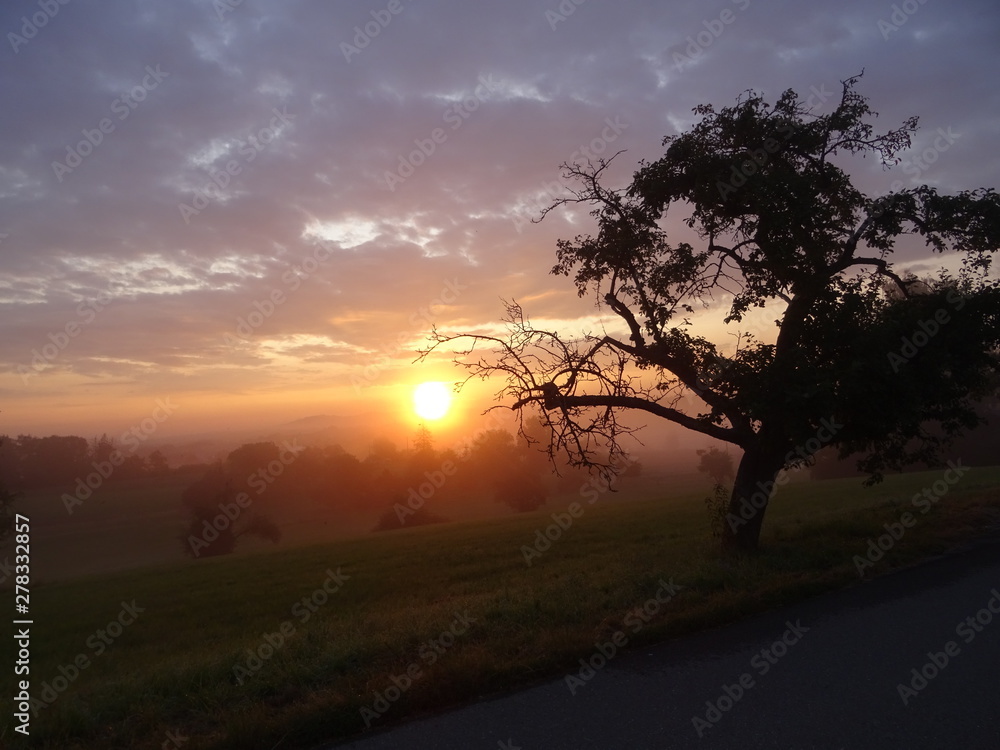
[{"left": 413, "top": 381, "right": 452, "bottom": 420}]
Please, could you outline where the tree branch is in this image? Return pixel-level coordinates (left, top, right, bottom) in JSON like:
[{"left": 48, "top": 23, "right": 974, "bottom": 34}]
[{"left": 513, "top": 391, "right": 747, "bottom": 446}]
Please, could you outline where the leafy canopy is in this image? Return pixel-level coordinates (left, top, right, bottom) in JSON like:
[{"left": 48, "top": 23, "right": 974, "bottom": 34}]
[{"left": 425, "top": 73, "right": 1000, "bottom": 483}]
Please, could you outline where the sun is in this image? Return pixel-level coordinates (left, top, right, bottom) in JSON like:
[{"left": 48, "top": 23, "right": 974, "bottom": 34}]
[{"left": 413, "top": 381, "right": 452, "bottom": 421}]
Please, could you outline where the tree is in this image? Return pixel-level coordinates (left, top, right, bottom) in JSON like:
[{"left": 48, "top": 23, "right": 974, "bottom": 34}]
[
  {"left": 464, "top": 429, "right": 549, "bottom": 512},
  {"left": 90, "top": 433, "right": 117, "bottom": 464},
  {"left": 422, "top": 73, "right": 1000, "bottom": 553},
  {"left": 179, "top": 464, "right": 283, "bottom": 558},
  {"left": 697, "top": 446, "right": 735, "bottom": 485},
  {"left": 147, "top": 449, "right": 170, "bottom": 476},
  {"left": 408, "top": 424, "right": 438, "bottom": 478},
  {"left": 0, "top": 436, "right": 22, "bottom": 493},
  {"left": 0, "top": 438, "right": 19, "bottom": 542},
  {"left": 15, "top": 434, "right": 90, "bottom": 488},
  {"left": 225, "top": 442, "right": 281, "bottom": 488},
  {"left": 413, "top": 424, "right": 434, "bottom": 456}
]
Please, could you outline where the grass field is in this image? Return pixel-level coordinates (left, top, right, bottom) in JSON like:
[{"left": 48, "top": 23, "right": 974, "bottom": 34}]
[{"left": 2, "top": 465, "right": 999, "bottom": 749}]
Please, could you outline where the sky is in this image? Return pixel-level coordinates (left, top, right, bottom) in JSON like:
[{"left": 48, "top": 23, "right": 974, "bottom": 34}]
[{"left": 1, "top": 0, "right": 998, "bottom": 446}]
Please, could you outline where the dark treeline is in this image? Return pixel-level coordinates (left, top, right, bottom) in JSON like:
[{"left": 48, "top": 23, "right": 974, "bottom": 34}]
[
  {"left": 690, "top": 400, "right": 1000, "bottom": 485},
  {"left": 812, "top": 400, "right": 1000, "bottom": 480},
  {"left": 179, "top": 425, "right": 620, "bottom": 558},
  {"left": 0, "top": 433, "right": 171, "bottom": 491}
]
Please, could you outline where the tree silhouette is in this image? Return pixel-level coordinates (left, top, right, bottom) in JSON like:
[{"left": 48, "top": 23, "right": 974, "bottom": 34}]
[
  {"left": 413, "top": 424, "right": 434, "bottom": 455},
  {"left": 465, "top": 429, "right": 549, "bottom": 512},
  {"left": 697, "top": 447, "right": 735, "bottom": 485},
  {"left": 0, "top": 438, "right": 18, "bottom": 542},
  {"left": 422, "top": 73, "right": 1000, "bottom": 553},
  {"left": 179, "top": 448, "right": 284, "bottom": 558},
  {"left": 90, "top": 433, "right": 116, "bottom": 463},
  {"left": 14, "top": 434, "right": 89, "bottom": 488},
  {"left": 147, "top": 449, "right": 170, "bottom": 476}
]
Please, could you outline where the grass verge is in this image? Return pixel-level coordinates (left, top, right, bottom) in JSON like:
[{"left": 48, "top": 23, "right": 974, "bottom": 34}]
[{"left": 2, "top": 466, "right": 999, "bottom": 749}]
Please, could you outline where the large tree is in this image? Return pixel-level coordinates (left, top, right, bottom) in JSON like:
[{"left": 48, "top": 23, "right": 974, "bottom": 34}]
[{"left": 423, "top": 74, "right": 1000, "bottom": 553}]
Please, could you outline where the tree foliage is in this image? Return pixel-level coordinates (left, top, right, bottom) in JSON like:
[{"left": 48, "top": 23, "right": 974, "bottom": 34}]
[
  {"left": 464, "top": 429, "right": 549, "bottom": 512},
  {"left": 422, "top": 73, "right": 1000, "bottom": 552},
  {"left": 0, "top": 432, "right": 166, "bottom": 490},
  {"left": 180, "top": 462, "right": 284, "bottom": 558},
  {"left": 0, "top": 439, "right": 18, "bottom": 542},
  {"left": 697, "top": 447, "right": 735, "bottom": 485}
]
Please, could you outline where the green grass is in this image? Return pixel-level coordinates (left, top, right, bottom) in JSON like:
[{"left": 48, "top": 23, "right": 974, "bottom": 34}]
[
  {"left": 2, "top": 466, "right": 1000, "bottom": 749},
  {"left": 11, "top": 470, "right": 204, "bottom": 582}
]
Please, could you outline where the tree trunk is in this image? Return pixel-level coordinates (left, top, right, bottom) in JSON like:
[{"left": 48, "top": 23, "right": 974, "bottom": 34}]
[{"left": 721, "top": 447, "right": 785, "bottom": 554}]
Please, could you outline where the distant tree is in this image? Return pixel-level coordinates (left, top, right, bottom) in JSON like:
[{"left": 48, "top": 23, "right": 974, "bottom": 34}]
[
  {"left": 0, "top": 435, "right": 22, "bottom": 492},
  {"left": 358, "top": 438, "right": 402, "bottom": 505},
  {"left": 407, "top": 424, "right": 439, "bottom": 480},
  {"left": 16, "top": 435, "right": 90, "bottom": 488},
  {"left": 0, "top": 438, "right": 19, "bottom": 542},
  {"left": 320, "top": 445, "right": 367, "bottom": 507},
  {"left": 90, "top": 433, "right": 117, "bottom": 464},
  {"left": 422, "top": 73, "right": 1000, "bottom": 553},
  {"left": 697, "top": 446, "right": 735, "bottom": 485},
  {"left": 180, "top": 460, "right": 283, "bottom": 558},
  {"left": 225, "top": 442, "right": 281, "bottom": 489},
  {"left": 147, "top": 450, "right": 170, "bottom": 476},
  {"left": 367, "top": 437, "right": 399, "bottom": 465},
  {"left": 413, "top": 424, "right": 434, "bottom": 455},
  {"left": 116, "top": 454, "right": 148, "bottom": 481},
  {"left": 0, "top": 486, "right": 16, "bottom": 542},
  {"left": 465, "top": 429, "right": 549, "bottom": 512},
  {"left": 494, "top": 468, "right": 547, "bottom": 513},
  {"left": 242, "top": 513, "right": 282, "bottom": 544}
]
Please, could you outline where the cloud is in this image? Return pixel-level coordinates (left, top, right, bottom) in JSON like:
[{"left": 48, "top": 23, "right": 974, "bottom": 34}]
[{"left": 0, "top": 0, "right": 998, "bottom": 435}]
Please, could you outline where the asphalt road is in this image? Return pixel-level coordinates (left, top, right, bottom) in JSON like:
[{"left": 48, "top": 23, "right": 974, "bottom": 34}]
[{"left": 329, "top": 539, "right": 1000, "bottom": 750}]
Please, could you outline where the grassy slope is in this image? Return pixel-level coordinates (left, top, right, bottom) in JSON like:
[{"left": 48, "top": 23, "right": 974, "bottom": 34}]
[
  {"left": 8, "top": 470, "right": 202, "bottom": 582},
  {"left": 2, "top": 466, "right": 999, "bottom": 749}
]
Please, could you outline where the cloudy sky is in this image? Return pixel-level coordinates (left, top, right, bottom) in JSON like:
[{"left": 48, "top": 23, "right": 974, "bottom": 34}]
[{"left": 1, "top": 0, "right": 998, "bottom": 443}]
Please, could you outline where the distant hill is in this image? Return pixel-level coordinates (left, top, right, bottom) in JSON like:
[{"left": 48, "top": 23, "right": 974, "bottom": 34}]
[{"left": 261, "top": 413, "right": 379, "bottom": 454}]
